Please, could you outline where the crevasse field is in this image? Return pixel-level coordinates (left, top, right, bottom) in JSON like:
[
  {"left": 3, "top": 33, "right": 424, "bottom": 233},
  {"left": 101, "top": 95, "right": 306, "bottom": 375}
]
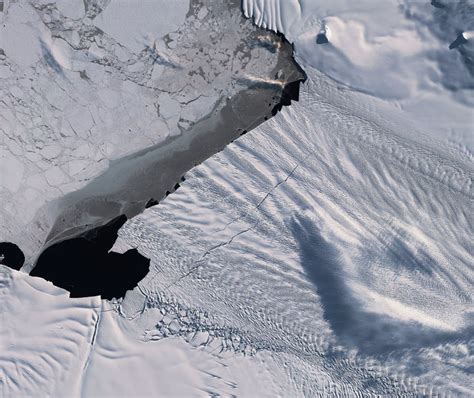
[{"left": 1, "top": 0, "right": 473, "bottom": 396}]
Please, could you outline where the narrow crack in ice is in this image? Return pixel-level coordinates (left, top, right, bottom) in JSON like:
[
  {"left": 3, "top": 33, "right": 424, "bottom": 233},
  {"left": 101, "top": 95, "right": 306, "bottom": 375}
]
[
  {"left": 165, "top": 156, "right": 306, "bottom": 289},
  {"left": 82, "top": 307, "right": 101, "bottom": 374}
]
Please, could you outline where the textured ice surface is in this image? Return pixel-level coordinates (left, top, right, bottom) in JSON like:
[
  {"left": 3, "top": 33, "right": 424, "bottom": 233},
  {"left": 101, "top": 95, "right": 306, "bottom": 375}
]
[
  {"left": 107, "top": 2, "right": 473, "bottom": 394},
  {"left": 1, "top": 0, "right": 473, "bottom": 396},
  {"left": 0, "top": 266, "right": 100, "bottom": 396},
  {"left": 1, "top": 266, "right": 298, "bottom": 397},
  {"left": 82, "top": 300, "right": 300, "bottom": 397},
  {"left": 114, "top": 68, "right": 473, "bottom": 394}
]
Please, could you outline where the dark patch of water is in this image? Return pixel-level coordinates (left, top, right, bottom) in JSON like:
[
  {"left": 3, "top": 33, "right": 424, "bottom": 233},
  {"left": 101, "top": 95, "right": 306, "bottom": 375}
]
[
  {"left": 30, "top": 215, "right": 150, "bottom": 299},
  {"left": 0, "top": 242, "right": 25, "bottom": 270},
  {"left": 272, "top": 79, "right": 303, "bottom": 116}
]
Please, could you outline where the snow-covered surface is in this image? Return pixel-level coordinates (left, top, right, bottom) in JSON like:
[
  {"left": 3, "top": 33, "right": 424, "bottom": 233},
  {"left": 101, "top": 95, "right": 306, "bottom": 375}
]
[
  {"left": 1, "top": 0, "right": 473, "bottom": 396},
  {"left": 0, "top": 266, "right": 297, "bottom": 397},
  {"left": 93, "top": 0, "right": 188, "bottom": 54},
  {"left": 82, "top": 301, "right": 300, "bottom": 397},
  {"left": 108, "top": 1, "right": 472, "bottom": 395},
  {"left": 0, "top": 266, "right": 100, "bottom": 396},
  {"left": 243, "top": 0, "right": 474, "bottom": 150}
]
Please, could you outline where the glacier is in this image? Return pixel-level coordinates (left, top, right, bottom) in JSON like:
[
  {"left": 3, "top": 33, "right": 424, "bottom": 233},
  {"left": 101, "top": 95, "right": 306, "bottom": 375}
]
[
  {"left": 1, "top": 0, "right": 473, "bottom": 396},
  {"left": 113, "top": 69, "right": 473, "bottom": 395},
  {"left": 243, "top": 0, "right": 474, "bottom": 149},
  {"left": 111, "top": 0, "right": 473, "bottom": 395}
]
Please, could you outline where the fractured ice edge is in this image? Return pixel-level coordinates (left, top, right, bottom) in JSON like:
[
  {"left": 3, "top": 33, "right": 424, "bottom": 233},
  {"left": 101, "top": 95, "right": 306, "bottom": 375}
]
[{"left": 0, "top": 0, "right": 305, "bottom": 298}]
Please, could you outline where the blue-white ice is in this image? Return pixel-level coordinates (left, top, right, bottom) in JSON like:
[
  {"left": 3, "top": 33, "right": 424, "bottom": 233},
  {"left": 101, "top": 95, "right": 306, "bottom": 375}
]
[{"left": 111, "top": 0, "right": 473, "bottom": 395}]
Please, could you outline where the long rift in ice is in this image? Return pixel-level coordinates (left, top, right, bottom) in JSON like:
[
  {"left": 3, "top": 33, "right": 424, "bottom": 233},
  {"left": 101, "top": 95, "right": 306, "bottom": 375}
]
[
  {"left": 112, "top": 76, "right": 473, "bottom": 394},
  {"left": 106, "top": 0, "right": 473, "bottom": 396}
]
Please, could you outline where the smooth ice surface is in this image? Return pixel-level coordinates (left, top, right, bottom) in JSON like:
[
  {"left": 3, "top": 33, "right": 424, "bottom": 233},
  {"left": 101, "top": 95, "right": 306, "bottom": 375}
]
[
  {"left": 243, "top": 0, "right": 474, "bottom": 150},
  {"left": 0, "top": 266, "right": 100, "bottom": 396}
]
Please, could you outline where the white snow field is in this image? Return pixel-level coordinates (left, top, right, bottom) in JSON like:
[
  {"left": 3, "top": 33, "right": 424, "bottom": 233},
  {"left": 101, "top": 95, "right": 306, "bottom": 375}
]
[
  {"left": 112, "top": 75, "right": 473, "bottom": 395},
  {"left": 1, "top": 0, "right": 473, "bottom": 397},
  {"left": 0, "top": 266, "right": 100, "bottom": 396},
  {"left": 0, "top": 265, "right": 298, "bottom": 397},
  {"left": 243, "top": 0, "right": 474, "bottom": 150}
]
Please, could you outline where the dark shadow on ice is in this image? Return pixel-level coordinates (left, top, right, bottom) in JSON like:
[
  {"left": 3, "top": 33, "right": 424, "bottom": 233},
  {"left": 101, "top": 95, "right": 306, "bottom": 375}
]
[
  {"left": 386, "top": 235, "right": 469, "bottom": 299},
  {"left": 0, "top": 242, "right": 25, "bottom": 271},
  {"left": 449, "top": 33, "right": 468, "bottom": 50},
  {"left": 291, "top": 214, "right": 473, "bottom": 358},
  {"left": 291, "top": 217, "right": 356, "bottom": 338},
  {"left": 30, "top": 215, "right": 150, "bottom": 300},
  {"left": 431, "top": 0, "right": 445, "bottom": 9},
  {"left": 40, "top": 39, "right": 64, "bottom": 76},
  {"left": 316, "top": 33, "right": 329, "bottom": 44},
  {"left": 404, "top": 1, "right": 474, "bottom": 93},
  {"left": 386, "top": 236, "right": 435, "bottom": 275}
]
